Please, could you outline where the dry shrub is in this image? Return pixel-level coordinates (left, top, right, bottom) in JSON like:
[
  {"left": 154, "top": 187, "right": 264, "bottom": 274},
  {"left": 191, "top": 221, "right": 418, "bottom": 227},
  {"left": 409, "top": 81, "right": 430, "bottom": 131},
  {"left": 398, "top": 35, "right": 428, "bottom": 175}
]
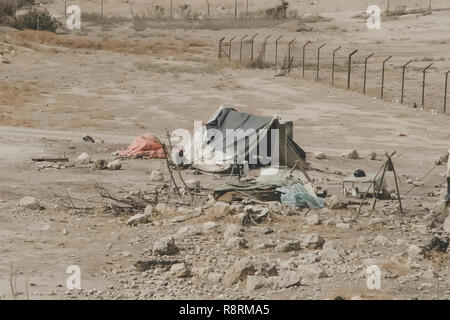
[
  {"left": 9, "top": 30, "right": 209, "bottom": 56},
  {"left": 81, "top": 12, "right": 129, "bottom": 26}
]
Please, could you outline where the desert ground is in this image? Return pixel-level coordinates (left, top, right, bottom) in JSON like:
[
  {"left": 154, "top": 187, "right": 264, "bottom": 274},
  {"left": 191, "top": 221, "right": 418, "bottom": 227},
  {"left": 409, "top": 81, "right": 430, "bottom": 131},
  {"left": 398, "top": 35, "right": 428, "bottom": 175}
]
[{"left": 0, "top": 0, "right": 450, "bottom": 300}]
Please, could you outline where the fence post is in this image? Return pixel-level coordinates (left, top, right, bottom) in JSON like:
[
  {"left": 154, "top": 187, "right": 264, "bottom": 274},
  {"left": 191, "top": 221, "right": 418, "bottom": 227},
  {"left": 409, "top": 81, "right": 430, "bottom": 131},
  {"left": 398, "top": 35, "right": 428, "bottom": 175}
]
[
  {"left": 275, "top": 35, "right": 284, "bottom": 70},
  {"left": 288, "top": 39, "right": 295, "bottom": 74},
  {"left": 64, "top": 0, "right": 67, "bottom": 18},
  {"left": 422, "top": 63, "right": 433, "bottom": 109},
  {"left": 316, "top": 42, "right": 327, "bottom": 81},
  {"left": 347, "top": 49, "right": 358, "bottom": 89},
  {"left": 363, "top": 53, "right": 375, "bottom": 94},
  {"left": 240, "top": 34, "right": 248, "bottom": 64},
  {"left": 218, "top": 37, "right": 225, "bottom": 59},
  {"left": 380, "top": 56, "right": 392, "bottom": 99},
  {"left": 250, "top": 33, "right": 258, "bottom": 61},
  {"left": 101, "top": 0, "right": 104, "bottom": 16},
  {"left": 401, "top": 60, "right": 413, "bottom": 104},
  {"left": 302, "top": 41, "right": 311, "bottom": 79},
  {"left": 332, "top": 46, "right": 341, "bottom": 85},
  {"left": 228, "top": 36, "right": 236, "bottom": 62},
  {"left": 263, "top": 35, "right": 271, "bottom": 68},
  {"left": 445, "top": 71, "right": 450, "bottom": 114}
]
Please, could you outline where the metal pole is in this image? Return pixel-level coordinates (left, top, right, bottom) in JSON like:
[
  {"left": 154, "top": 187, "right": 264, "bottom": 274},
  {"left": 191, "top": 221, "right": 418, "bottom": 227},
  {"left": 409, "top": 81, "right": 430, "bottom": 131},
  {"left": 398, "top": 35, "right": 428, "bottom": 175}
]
[
  {"left": 380, "top": 56, "right": 392, "bottom": 99},
  {"left": 422, "top": 63, "right": 433, "bottom": 109},
  {"left": 332, "top": 46, "right": 341, "bottom": 86},
  {"left": 444, "top": 71, "right": 450, "bottom": 114},
  {"left": 363, "top": 53, "right": 375, "bottom": 94},
  {"left": 240, "top": 34, "right": 248, "bottom": 64},
  {"left": 64, "top": 0, "right": 67, "bottom": 18},
  {"left": 101, "top": 0, "right": 104, "bottom": 16},
  {"left": 302, "top": 41, "right": 311, "bottom": 79},
  {"left": 288, "top": 39, "right": 295, "bottom": 73},
  {"left": 347, "top": 50, "right": 358, "bottom": 89},
  {"left": 401, "top": 60, "right": 413, "bottom": 104},
  {"left": 263, "top": 35, "right": 271, "bottom": 68},
  {"left": 316, "top": 42, "right": 327, "bottom": 81},
  {"left": 250, "top": 33, "right": 258, "bottom": 61},
  {"left": 218, "top": 37, "right": 225, "bottom": 59},
  {"left": 275, "top": 35, "right": 284, "bottom": 70},
  {"left": 228, "top": 36, "right": 236, "bottom": 62}
]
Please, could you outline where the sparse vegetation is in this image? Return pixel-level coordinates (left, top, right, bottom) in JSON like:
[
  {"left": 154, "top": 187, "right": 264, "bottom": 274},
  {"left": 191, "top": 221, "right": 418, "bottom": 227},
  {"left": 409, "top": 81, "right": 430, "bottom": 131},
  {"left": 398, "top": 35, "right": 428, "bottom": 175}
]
[
  {"left": 10, "top": 9, "right": 59, "bottom": 32},
  {"left": 81, "top": 12, "right": 129, "bottom": 26},
  {"left": 265, "top": 1, "right": 289, "bottom": 20}
]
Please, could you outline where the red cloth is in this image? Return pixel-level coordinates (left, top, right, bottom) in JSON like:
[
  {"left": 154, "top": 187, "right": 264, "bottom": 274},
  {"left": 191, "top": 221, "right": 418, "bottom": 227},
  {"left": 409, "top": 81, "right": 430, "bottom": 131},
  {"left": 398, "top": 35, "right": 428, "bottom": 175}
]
[{"left": 118, "top": 134, "right": 165, "bottom": 159}]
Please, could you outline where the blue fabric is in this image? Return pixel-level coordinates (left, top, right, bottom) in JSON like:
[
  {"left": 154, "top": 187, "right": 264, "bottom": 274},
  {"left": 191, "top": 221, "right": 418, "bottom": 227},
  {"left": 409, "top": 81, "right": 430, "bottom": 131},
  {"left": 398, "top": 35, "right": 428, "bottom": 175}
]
[{"left": 277, "top": 183, "right": 325, "bottom": 209}]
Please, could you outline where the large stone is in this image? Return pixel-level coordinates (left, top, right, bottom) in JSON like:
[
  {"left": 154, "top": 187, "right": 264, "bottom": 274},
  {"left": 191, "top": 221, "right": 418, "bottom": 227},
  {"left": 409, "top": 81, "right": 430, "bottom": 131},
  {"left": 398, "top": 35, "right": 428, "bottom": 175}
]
[
  {"left": 245, "top": 276, "right": 269, "bottom": 291},
  {"left": 222, "top": 259, "right": 255, "bottom": 286},
  {"left": 170, "top": 263, "right": 189, "bottom": 278},
  {"left": 443, "top": 215, "right": 450, "bottom": 233},
  {"left": 75, "top": 152, "right": 90, "bottom": 164},
  {"left": 298, "top": 264, "right": 327, "bottom": 283},
  {"left": 173, "top": 225, "right": 201, "bottom": 240},
  {"left": 224, "top": 224, "right": 242, "bottom": 241},
  {"left": 225, "top": 237, "right": 248, "bottom": 249},
  {"left": 300, "top": 233, "right": 325, "bottom": 249},
  {"left": 407, "top": 245, "right": 422, "bottom": 261},
  {"left": 213, "top": 202, "right": 230, "bottom": 216},
  {"left": 18, "top": 196, "right": 41, "bottom": 210},
  {"left": 278, "top": 240, "right": 302, "bottom": 252},
  {"left": 152, "top": 237, "right": 179, "bottom": 256},
  {"left": 149, "top": 170, "right": 164, "bottom": 182},
  {"left": 201, "top": 221, "right": 218, "bottom": 232},
  {"left": 276, "top": 271, "right": 301, "bottom": 288},
  {"left": 107, "top": 159, "right": 122, "bottom": 170},
  {"left": 327, "top": 195, "right": 346, "bottom": 210},
  {"left": 319, "top": 241, "right": 345, "bottom": 262},
  {"left": 306, "top": 214, "right": 320, "bottom": 225},
  {"left": 374, "top": 235, "right": 391, "bottom": 246},
  {"left": 126, "top": 213, "right": 149, "bottom": 226},
  {"left": 314, "top": 152, "right": 327, "bottom": 160},
  {"left": 144, "top": 205, "right": 156, "bottom": 216}
]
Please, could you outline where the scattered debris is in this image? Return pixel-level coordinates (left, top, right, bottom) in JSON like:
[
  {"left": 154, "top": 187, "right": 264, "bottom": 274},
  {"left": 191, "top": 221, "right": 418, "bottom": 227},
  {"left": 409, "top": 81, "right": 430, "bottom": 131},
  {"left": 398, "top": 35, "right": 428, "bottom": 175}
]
[{"left": 83, "top": 135, "right": 95, "bottom": 143}]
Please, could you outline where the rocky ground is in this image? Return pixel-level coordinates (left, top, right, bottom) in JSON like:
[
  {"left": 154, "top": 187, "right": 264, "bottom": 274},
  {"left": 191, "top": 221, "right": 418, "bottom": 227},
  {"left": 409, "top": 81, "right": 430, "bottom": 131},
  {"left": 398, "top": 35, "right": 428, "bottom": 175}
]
[{"left": 1, "top": 0, "right": 450, "bottom": 300}]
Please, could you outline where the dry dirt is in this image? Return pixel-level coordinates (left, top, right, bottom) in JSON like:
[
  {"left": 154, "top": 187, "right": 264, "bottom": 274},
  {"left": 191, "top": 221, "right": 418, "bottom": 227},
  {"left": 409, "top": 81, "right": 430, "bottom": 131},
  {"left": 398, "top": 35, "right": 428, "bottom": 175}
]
[{"left": 0, "top": 0, "right": 450, "bottom": 300}]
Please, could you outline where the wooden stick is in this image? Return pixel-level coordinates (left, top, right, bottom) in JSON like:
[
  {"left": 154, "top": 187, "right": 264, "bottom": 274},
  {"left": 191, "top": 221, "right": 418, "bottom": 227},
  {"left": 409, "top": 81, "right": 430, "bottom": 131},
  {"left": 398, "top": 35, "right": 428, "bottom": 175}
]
[
  {"left": 162, "top": 144, "right": 182, "bottom": 199},
  {"left": 356, "top": 159, "right": 386, "bottom": 215},
  {"left": 372, "top": 161, "right": 388, "bottom": 210},
  {"left": 387, "top": 154, "right": 403, "bottom": 214}
]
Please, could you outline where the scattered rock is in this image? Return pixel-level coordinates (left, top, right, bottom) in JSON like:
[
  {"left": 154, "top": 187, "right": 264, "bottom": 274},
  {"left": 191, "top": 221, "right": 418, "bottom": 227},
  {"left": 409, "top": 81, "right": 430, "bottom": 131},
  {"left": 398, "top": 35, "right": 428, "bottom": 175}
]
[
  {"left": 83, "top": 135, "right": 95, "bottom": 143},
  {"left": 336, "top": 223, "right": 351, "bottom": 229},
  {"left": 224, "top": 224, "right": 242, "bottom": 241},
  {"left": 213, "top": 202, "right": 230, "bottom": 216},
  {"left": 369, "top": 152, "right": 377, "bottom": 160},
  {"left": 314, "top": 152, "right": 327, "bottom": 160},
  {"left": 245, "top": 276, "right": 269, "bottom": 291},
  {"left": 319, "top": 241, "right": 345, "bottom": 262},
  {"left": 201, "top": 221, "right": 218, "bottom": 232},
  {"left": 144, "top": 205, "right": 156, "bottom": 216},
  {"left": 226, "top": 237, "right": 248, "bottom": 249},
  {"left": 327, "top": 195, "right": 346, "bottom": 210},
  {"left": 75, "top": 152, "right": 90, "bottom": 164},
  {"left": 298, "top": 264, "right": 327, "bottom": 283},
  {"left": 374, "top": 235, "right": 391, "bottom": 246},
  {"left": 94, "top": 159, "right": 108, "bottom": 170},
  {"left": 107, "top": 159, "right": 122, "bottom": 170},
  {"left": 149, "top": 170, "right": 164, "bottom": 182},
  {"left": 170, "top": 263, "right": 189, "bottom": 278},
  {"left": 152, "top": 237, "right": 179, "bottom": 256},
  {"left": 278, "top": 240, "right": 302, "bottom": 252},
  {"left": 185, "top": 179, "right": 200, "bottom": 190},
  {"left": 126, "top": 213, "right": 149, "bottom": 226},
  {"left": 343, "top": 149, "right": 359, "bottom": 159},
  {"left": 276, "top": 271, "right": 301, "bottom": 288},
  {"left": 443, "top": 215, "right": 450, "bottom": 233},
  {"left": 306, "top": 214, "right": 320, "bottom": 225},
  {"left": 300, "top": 233, "right": 325, "bottom": 249},
  {"left": 222, "top": 259, "right": 256, "bottom": 286},
  {"left": 18, "top": 196, "right": 41, "bottom": 210},
  {"left": 173, "top": 225, "right": 201, "bottom": 240}
]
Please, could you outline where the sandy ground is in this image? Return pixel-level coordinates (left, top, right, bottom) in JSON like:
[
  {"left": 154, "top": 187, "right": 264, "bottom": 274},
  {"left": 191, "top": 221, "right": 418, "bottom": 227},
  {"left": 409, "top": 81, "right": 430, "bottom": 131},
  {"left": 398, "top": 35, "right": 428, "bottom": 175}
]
[{"left": 0, "top": 1, "right": 450, "bottom": 300}]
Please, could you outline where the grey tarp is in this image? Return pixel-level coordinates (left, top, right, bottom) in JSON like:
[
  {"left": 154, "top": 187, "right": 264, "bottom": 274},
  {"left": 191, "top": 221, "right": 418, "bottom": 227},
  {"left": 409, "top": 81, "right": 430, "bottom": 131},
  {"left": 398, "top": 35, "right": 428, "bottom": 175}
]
[{"left": 188, "top": 105, "right": 306, "bottom": 173}]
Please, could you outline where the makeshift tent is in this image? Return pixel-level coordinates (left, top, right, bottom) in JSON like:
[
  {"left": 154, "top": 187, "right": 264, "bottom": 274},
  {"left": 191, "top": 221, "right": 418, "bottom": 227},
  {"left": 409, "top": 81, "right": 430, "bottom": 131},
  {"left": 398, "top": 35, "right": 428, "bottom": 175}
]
[{"left": 172, "top": 105, "right": 306, "bottom": 173}]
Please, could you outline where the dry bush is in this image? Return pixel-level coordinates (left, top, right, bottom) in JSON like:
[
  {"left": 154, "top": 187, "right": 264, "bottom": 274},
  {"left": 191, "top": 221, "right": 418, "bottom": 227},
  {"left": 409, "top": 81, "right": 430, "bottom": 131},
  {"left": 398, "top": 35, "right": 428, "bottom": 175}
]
[
  {"left": 265, "top": 1, "right": 289, "bottom": 20},
  {"left": 81, "top": 12, "right": 129, "bottom": 26},
  {"left": 297, "top": 14, "right": 332, "bottom": 24},
  {"left": 9, "top": 30, "right": 209, "bottom": 56},
  {"left": 132, "top": 15, "right": 147, "bottom": 31}
]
